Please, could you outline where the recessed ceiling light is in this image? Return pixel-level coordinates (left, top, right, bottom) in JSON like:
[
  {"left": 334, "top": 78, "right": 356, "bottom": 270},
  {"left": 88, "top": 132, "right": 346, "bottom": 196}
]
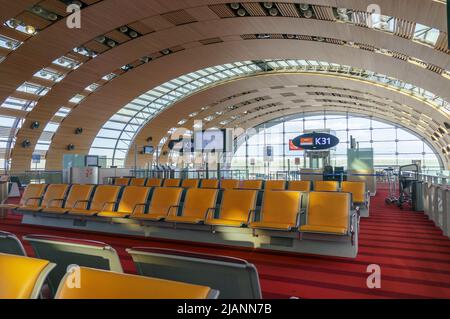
[{"left": 230, "top": 3, "right": 240, "bottom": 10}]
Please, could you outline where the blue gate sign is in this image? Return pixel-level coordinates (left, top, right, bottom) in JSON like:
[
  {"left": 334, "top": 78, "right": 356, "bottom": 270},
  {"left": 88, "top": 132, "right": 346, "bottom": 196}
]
[
  {"left": 291, "top": 132, "right": 339, "bottom": 150},
  {"left": 32, "top": 153, "right": 41, "bottom": 163}
]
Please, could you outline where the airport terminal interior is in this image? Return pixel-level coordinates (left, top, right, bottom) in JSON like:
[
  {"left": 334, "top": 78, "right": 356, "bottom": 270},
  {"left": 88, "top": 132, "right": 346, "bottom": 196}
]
[{"left": 0, "top": 0, "right": 449, "bottom": 301}]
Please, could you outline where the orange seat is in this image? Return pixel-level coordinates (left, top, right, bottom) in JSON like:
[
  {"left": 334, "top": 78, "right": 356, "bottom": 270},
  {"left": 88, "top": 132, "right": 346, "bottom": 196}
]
[
  {"left": 145, "top": 178, "right": 163, "bottom": 187},
  {"left": 166, "top": 188, "right": 218, "bottom": 224},
  {"left": 314, "top": 181, "right": 339, "bottom": 192},
  {"left": 249, "top": 191, "right": 302, "bottom": 231},
  {"left": 240, "top": 180, "right": 263, "bottom": 190},
  {"left": 97, "top": 186, "right": 150, "bottom": 218},
  {"left": 220, "top": 179, "right": 239, "bottom": 189},
  {"left": 131, "top": 187, "right": 183, "bottom": 221},
  {"left": 163, "top": 179, "right": 181, "bottom": 187},
  {"left": 55, "top": 267, "right": 218, "bottom": 299},
  {"left": 130, "top": 178, "right": 146, "bottom": 186},
  {"left": 68, "top": 185, "right": 121, "bottom": 217},
  {"left": 300, "top": 192, "right": 351, "bottom": 235},
  {"left": 341, "top": 181, "right": 366, "bottom": 204},
  {"left": 114, "top": 178, "right": 130, "bottom": 186},
  {"left": 288, "top": 180, "right": 311, "bottom": 192},
  {"left": 0, "top": 253, "right": 55, "bottom": 299},
  {"left": 43, "top": 184, "right": 94, "bottom": 214},
  {"left": 200, "top": 179, "right": 219, "bottom": 188},
  {"left": 205, "top": 189, "right": 257, "bottom": 227},
  {"left": 181, "top": 179, "right": 199, "bottom": 188},
  {"left": 264, "top": 180, "right": 286, "bottom": 190},
  {"left": 18, "top": 184, "right": 69, "bottom": 212},
  {"left": 0, "top": 184, "right": 47, "bottom": 211}
]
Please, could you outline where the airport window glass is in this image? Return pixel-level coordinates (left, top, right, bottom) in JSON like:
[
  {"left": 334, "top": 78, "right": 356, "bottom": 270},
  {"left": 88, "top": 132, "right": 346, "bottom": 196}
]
[
  {"left": 231, "top": 114, "right": 442, "bottom": 174},
  {"left": 90, "top": 59, "right": 448, "bottom": 167}
]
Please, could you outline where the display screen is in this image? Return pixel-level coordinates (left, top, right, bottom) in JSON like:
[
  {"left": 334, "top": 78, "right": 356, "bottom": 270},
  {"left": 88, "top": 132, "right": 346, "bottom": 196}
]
[
  {"left": 143, "top": 145, "right": 154, "bottom": 154},
  {"left": 85, "top": 155, "right": 99, "bottom": 167},
  {"left": 194, "top": 129, "right": 225, "bottom": 152}
]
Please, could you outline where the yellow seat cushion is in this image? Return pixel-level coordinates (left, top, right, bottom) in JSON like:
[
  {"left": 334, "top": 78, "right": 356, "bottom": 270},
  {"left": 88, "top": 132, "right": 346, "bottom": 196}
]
[
  {"left": 68, "top": 209, "right": 99, "bottom": 216},
  {"left": 165, "top": 216, "right": 203, "bottom": 224},
  {"left": 42, "top": 207, "right": 69, "bottom": 214},
  {"left": 205, "top": 219, "right": 245, "bottom": 227},
  {"left": 97, "top": 211, "right": 130, "bottom": 218},
  {"left": 0, "top": 253, "right": 52, "bottom": 299},
  {"left": 300, "top": 224, "right": 347, "bottom": 235},
  {"left": 55, "top": 267, "right": 213, "bottom": 299},
  {"left": 249, "top": 221, "right": 295, "bottom": 231}
]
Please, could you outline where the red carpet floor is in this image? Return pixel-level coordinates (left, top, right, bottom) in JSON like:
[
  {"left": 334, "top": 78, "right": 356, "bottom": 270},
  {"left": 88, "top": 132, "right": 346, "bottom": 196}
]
[{"left": 1, "top": 187, "right": 450, "bottom": 299}]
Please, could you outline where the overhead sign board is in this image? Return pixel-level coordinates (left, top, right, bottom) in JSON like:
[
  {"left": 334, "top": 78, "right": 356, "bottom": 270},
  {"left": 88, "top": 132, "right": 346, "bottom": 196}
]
[
  {"left": 291, "top": 132, "right": 339, "bottom": 150},
  {"left": 289, "top": 139, "right": 303, "bottom": 151}
]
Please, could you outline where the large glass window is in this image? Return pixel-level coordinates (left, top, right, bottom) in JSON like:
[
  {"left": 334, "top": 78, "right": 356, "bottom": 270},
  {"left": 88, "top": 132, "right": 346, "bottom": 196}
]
[{"left": 231, "top": 114, "right": 442, "bottom": 174}]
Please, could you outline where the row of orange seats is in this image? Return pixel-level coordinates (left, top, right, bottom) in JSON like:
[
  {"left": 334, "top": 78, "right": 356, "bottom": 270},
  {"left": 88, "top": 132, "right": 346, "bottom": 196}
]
[{"left": 5, "top": 184, "right": 354, "bottom": 236}]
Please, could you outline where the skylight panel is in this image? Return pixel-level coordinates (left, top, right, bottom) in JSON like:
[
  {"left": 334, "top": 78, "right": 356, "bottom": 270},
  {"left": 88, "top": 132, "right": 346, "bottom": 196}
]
[
  {"left": 85, "top": 83, "right": 100, "bottom": 92},
  {"left": 34, "top": 68, "right": 64, "bottom": 82},
  {"left": 53, "top": 56, "right": 80, "bottom": 69},
  {"left": 0, "top": 34, "right": 21, "bottom": 50},
  {"left": 55, "top": 107, "right": 71, "bottom": 117},
  {"left": 69, "top": 94, "right": 85, "bottom": 104},
  {"left": 102, "top": 73, "right": 117, "bottom": 81},
  {"left": 1, "top": 97, "right": 36, "bottom": 111},
  {"left": 17, "top": 82, "right": 49, "bottom": 95},
  {"left": 413, "top": 24, "right": 440, "bottom": 46}
]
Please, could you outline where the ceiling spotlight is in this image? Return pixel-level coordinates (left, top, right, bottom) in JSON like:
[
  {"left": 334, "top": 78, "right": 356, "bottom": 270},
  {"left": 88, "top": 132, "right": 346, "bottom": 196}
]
[
  {"left": 303, "top": 10, "right": 313, "bottom": 18},
  {"left": 21, "top": 139, "right": 31, "bottom": 148},
  {"left": 106, "top": 40, "right": 116, "bottom": 47},
  {"left": 299, "top": 3, "right": 309, "bottom": 11},
  {"left": 257, "top": 33, "right": 270, "bottom": 39},
  {"left": 237, "top": 8, "right": 246, "bottom": 16},
  {"left": 67, "top": 144, "right": 75, "bottom": 151},
  {"left": 230, "top": 3, "right": 240, "bottom": 10},
  {"left": 32, "top": 6, "right": 43, "bottom": 14},
  {"left": 96, "top": 36, "right": 106, "bottom": 43},
  {"left": 337, "top": 8, "right": 347, "bottom": 15},
  {"left": 263, "top": 2, "right": 274, "bottom": 9},
  {"left": 286, "top": 34, "right": 296, "bottom": 39},
  {"left": 75, "top": 127, "right": 83, "bottom": 135},
  {"left": 140, "top": 56, "right": 150, "bottom": 63},
  {"left": 30, "top": 121, "right": 40, "bottom": 129},
  {"left": 268, "top": 8, "right": 278, "bottom": 16},
  {"left": 129, "top": 31, "right": 138, "bottom": 38},
  {"left": 47, "top": 13, "right": 58, "bottom": 21},
  {"left": 119, "top": 26, "right": 129, "bottom": 33},
  {"left": 8, "top": 19, "right": 20, "bottom": 28},
  {"left": 161, "top": 49, "right": 171, "bottom": 55}
]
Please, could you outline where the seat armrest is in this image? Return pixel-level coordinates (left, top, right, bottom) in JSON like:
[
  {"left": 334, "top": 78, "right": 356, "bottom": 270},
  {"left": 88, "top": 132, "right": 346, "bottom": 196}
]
[
  {"left": 131, "top": 203, "right": 147, "bottom": 215},
  {"left": 247, "top": 209, "right": 258, "bottom": 224},
  {"left": 47, "top": 198, "right": 65, "bottom": 207},
  {"left": 295, "top": 210, "right": 305, "bottom": 228},
  {"left": 204, "top": 207, "right": 216, "bottom": 220},
  {"left": 101, "top": 201, "right": 118, "bottom": 211},
  {"left": 166, "top": 205, "right": 180, "bottom": 216},
  {"left": 24, "top": 196, "right": 43, "bottom": 206},
  {"left": 73, "top": 199, "right": 90, "bottom": 209}
]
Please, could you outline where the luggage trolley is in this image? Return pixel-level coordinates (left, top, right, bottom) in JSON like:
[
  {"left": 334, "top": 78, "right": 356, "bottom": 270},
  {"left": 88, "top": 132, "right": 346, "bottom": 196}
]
[
  {"left": 384, "top": 167, "right": 397, "bottom": 204},
  {"left": 396, "top": 164, "right": 419, "bottom": 210}
]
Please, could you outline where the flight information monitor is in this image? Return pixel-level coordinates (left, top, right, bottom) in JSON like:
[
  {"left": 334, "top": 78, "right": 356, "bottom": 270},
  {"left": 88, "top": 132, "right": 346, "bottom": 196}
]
[{"left": 194, "top": 129, "right": 226, "bottom": 152}]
